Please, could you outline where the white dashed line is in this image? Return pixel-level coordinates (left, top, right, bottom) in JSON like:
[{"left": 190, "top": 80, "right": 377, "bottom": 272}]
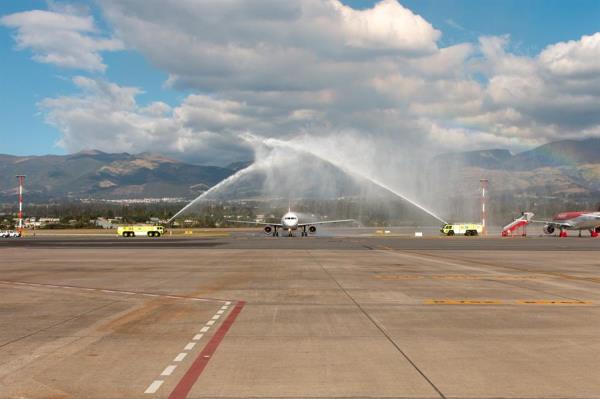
[
  {"left": 217, "top": 310, "right": 225, "bottom": 314},
  {"left": 225, "top": 301, "right": 232, "bottom": 305},
  {"left": 161, "top": 365, "right": 177, "bottom": 376},
  {"left": 174, "top": 353, "right": 187, "bottom": 362},
  {"left": 193, "top": 334, "right": 203, "bottom": 341},
  {"left": 144, "top": 380, "right": 164, "bottom": 394},
  {"left": 206, "top": 320, "right": 215, "bottom": 326},
  {"left": 200, "top": 326, "right": 210, "bottom": 332},
  {"left": 184, "top": 342, "right": 196, "bottom": 350},
  {"left": 212, "top": 314, "right": 220, "bottom": 320}
]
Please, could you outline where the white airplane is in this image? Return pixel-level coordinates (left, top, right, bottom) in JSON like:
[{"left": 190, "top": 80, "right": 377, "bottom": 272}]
[{"left": 228, "top": 211, "right": 354, "bottom": 237}]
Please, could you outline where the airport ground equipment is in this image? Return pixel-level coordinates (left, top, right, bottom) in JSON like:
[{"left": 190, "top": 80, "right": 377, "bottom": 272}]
[
  {"left": 501, "top": 212, "right": 533, "bottom": 236},
  {"left": 441, "top": 223, "right": 483, "bottom": 236},
  {"left": 117, "top": 225, "right": 165, "bottom": 237},
  {"left": 1, "top": 230, "right": 21, "bottom": 238}
]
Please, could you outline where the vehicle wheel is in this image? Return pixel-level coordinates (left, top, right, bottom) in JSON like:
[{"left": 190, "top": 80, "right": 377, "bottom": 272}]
[
  {"left": 448, "top": 230, "right": 454, "bottom": 236},
  {"left": 471, "top": 230, "right": 478, "bottom": 236},
  {"left": 465, "top": 231, "right": 471, "bottom": 236},
  {"left": 148, "top": 232, "right": 153, "bottom": 237},
  {"left": 155, "top": 232, "right": 161, "bottom": 237}
]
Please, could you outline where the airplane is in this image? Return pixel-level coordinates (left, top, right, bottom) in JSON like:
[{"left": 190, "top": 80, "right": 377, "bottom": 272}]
[
  {"left": 227, "top": 211, "right": 354, "bottom": 237},
  {"left": 533, "top": 211, "right": 600, "bottom": 237}
]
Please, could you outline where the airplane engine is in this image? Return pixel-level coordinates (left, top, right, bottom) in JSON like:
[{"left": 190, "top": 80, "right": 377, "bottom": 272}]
[
  {"left": 308, "top": 225, "right": 317, "bottom": 234},
  {"left": 543, "top": 224, "right": 555, "bottom": 235},
  {"left": 264, "top": 225, "right": 273, "bottom": 235}
]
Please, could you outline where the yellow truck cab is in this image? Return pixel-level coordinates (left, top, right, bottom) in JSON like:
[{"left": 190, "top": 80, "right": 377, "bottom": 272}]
[
  {"left": 441, "top": 223, "right": 482, "bottom": 236},
  {"left": 117, "top": 225, "right": 165, "bottom": 237}
]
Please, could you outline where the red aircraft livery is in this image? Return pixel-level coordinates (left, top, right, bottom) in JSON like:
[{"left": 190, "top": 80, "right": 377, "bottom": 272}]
[{"left": 536, "top": 211, "right": 600, "bottom": 237}]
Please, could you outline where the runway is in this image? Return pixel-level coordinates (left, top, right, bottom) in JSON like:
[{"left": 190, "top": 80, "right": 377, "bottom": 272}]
[
  {"left": 1, "top": 234, "right": 600, "bottom": 398},
  {"left": 2, "top": 233, "right": 600, "bottom": 250}
]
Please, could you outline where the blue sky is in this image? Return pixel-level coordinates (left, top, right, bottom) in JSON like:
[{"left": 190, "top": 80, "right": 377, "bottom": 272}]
[{"left": 1, "top": 0, "right": 600, "bottom": 160}]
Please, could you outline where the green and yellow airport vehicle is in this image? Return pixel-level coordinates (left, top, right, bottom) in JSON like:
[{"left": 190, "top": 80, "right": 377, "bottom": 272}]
[
  {"left": 441, "top": 223, "right": 482, "bottom": 236},
  {"left": 117, "top": 225, "right": 165, "bottom": 237}
]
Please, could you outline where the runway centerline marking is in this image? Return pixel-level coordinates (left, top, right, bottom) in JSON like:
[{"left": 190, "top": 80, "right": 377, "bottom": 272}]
[
  {"left": 144, "top": 380, "right": 164, "bottom": 394},
  {"left": 161, "top": 365, "right": 177, "bottom": 376},
  {"left": 168, "top": 301, "right": 246, "bottom": 399},
  {"left": 144, "top": 300, "right": 243, "bottom": 397},
  {"left": 174, "top": 353, "right": 187, "bottom": 362}
]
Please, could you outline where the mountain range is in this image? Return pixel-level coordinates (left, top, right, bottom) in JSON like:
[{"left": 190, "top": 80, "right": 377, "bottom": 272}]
[
  {"left": 431, "top": 138, "right": 600, "bottom": 197},
  {"left": 1, "top": 138, "right": 599, "bottom": 203},
  {"left": 0, "top": 150, "right": 236, "bottom": 202}
]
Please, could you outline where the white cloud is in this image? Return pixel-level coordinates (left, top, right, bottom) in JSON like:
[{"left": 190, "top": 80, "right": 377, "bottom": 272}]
[
  {"left": 1, "top": 8, "right": 122, "bottom": 72},
  {"left": 21, "top": 0, "right": 600, "bottom": 164},
  {"left": 539, "top": 32, "right": 600, "bottom": 78}
]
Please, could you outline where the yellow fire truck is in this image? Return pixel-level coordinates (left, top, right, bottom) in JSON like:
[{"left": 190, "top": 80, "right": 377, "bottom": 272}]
[
  {"left": 117, "top": 225, "right": 165, "bottom": 237},
  {"left": 441, "top": 223, "right": 483, "bottom": 236}
]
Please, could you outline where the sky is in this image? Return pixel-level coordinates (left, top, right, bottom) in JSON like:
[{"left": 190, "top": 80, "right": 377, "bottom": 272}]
[{"left": 1, "top": 0, "right": 600, "bottom": 164}]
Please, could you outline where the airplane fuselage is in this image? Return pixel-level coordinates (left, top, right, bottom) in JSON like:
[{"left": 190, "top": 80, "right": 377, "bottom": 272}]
[
  {"left": 542, "top": 211, "right": 600, "bottom": 237},
  {"left": 281, "top": 212, "right": 299, "bottom": 231},
  {"left": 553, "top": 211, "right": 600, "bottom": 230}
]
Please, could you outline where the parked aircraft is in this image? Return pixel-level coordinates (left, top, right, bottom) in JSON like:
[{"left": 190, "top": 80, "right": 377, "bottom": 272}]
[{"left": 535, "top": 211, "right": 600, "bottom": 237}]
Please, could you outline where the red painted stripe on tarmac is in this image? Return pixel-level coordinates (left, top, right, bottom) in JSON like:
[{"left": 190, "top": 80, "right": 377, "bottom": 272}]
[{"left": 168, "top": 301, "right": 245, "bottom": 399}]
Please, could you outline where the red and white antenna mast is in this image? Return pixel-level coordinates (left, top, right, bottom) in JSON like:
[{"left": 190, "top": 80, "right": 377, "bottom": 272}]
[
  {"left": 480, "top": 179, "right": 488, "bottom": 236},
  {"left": 16, "top": 175, "right": 26, "bottom": 233}
]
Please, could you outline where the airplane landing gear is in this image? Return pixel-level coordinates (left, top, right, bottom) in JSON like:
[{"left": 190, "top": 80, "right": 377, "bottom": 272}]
[{"left": 301, "top": 227, "right": 308, "bottom": 237}]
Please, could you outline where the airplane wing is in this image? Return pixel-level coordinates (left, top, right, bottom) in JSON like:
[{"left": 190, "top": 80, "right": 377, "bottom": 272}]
[
  {"left": 530, "top": 219, "right": 574, "bottom": 228},
  {"left": 226, "top": 220, "right": 283, "bottom": 227},
  {"left": 298, "top": 219, "right": 355, "bottom": 227}
]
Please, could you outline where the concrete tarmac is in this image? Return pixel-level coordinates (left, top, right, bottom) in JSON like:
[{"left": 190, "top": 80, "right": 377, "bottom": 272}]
[{"left": 1, "top": 234, "right": 600, "bottom": 398}]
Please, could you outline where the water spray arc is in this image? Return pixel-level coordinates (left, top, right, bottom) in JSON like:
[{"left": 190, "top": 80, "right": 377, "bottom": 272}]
[
  {"left": 167, "top": 163, "right": 260, "bottom": 223},
  {"left": 169, "top": 133, "right": 448, "bottom": 224},
  {"left": 243, "top": 134, "right": 448, "bottom": 224}
]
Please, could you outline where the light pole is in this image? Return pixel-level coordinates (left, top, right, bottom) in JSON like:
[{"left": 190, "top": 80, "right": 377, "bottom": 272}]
[
  {"left": 15, "top": 175, "right": 26, "bottom": 234},
  {"left": 480, "top": 179, "right": 488, "bottom": 235}
]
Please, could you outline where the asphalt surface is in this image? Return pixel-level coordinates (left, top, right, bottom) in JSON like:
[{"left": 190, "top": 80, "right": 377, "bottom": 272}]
[
  {"left": 2, "top": 233, "right": 600, "bottom": 250},
  {"left": 1, "top": 234, "right": 600, "bottom": 398}
]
